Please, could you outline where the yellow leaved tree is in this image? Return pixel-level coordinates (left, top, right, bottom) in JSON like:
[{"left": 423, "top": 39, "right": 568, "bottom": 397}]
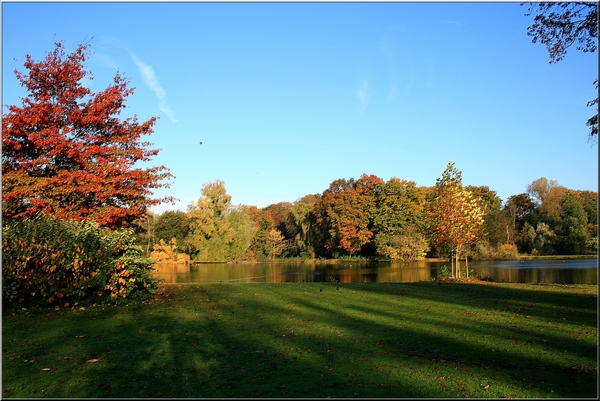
[{"left": 427, "top": 161, "right": 485, "bottom": 278}]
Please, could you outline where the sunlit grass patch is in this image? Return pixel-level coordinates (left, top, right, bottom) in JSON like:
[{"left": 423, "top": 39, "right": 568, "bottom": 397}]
[{"left": 2, "top": 281, "right": 597, "bottom": 398}]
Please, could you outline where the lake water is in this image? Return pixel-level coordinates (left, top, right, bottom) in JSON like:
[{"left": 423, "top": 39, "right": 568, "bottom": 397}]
[{"left": 154, "top": 258, "right": 598, "bottom": 285}]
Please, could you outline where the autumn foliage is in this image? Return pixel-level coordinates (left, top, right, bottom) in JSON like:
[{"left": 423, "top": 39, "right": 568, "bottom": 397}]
[
  {"left": 150, "top": 238, "right": 190, "bottom": 263},
  {"left": 426, "top": 161, "right": 485, "bottom": 277},
  {"left": 2, "top": 215, "right": 160, "bottom": 306},
  {"left": 1, "top": 41, "right": 174, "bottom": 229},
  {"left": 143, "top": 166, "right": 594, "bottom": 263},
  {"left": 315, "top": 174, "right": 383, "bottom": 255}
]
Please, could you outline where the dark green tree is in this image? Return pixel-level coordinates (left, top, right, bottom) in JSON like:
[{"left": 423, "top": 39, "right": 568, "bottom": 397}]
[
  {"left": 154, "top": 211, "right": 190, "bottom": 247},
  {"left": 555, "top": 192, "right": 590, "bottom": 254},
  {"left": 285, "top": 194, "right": 322, "bottom": 258},
  {"left": 503, "top": 193, "right": 539, "bottom": 249},
  {"left": 572, "top": 190, "right": 598, "bottom": 238}
]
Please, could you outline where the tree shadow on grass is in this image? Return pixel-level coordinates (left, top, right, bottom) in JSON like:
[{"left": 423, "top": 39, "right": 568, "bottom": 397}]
[
  {"left": 2, "top": 282, "right": 596, "bottom": 398},
  {"left": 360, "top": 281, "right": 597, "bottom": 325}
]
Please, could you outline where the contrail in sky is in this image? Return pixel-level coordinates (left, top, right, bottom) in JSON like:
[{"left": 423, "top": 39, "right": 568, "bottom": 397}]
[{"left": 131, "top": 53, "right": 178, "bottom": 123}]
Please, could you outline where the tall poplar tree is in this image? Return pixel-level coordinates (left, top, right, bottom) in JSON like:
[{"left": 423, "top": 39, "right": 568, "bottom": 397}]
[{"left": 186, "top": 180, "right": 234, "bottom": 261}]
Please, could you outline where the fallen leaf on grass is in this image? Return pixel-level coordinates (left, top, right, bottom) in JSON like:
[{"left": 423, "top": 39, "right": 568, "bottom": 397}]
[
  {"left": 75, "top": 335, "right": 85, "bottom": 338},
  {"left": 483, "top": 384, "right": 490, "bottom": 390},
  {"left": 86, "top": 359, "right": 101, "bottom": 363},
  {"left": 64, "top": 356, "right": 79, "bottom": 360}
]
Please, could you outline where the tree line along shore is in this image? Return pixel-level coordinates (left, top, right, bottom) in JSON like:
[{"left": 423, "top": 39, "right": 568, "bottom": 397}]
[{"left": 141, "top": 171, "right": 597, "bottom": 267}]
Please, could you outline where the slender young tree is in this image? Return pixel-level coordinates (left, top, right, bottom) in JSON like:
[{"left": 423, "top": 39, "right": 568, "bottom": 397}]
[
  {"left": 427, "top": 162, "right": 484, "bottom": 278},
  {"left": 2, "top": 41, "right": 175, "bottom": 228}
]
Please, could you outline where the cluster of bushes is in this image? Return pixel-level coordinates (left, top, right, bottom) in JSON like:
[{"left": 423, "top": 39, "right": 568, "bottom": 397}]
[
  {"left": 2, "top": 215, "right": 161, "bottom": 307},
  {"left": 150, "top": 238, "right": 190, "bottom": 263},
  {"left": 470, "top": 242, "right": 520, "bottom": 261}
]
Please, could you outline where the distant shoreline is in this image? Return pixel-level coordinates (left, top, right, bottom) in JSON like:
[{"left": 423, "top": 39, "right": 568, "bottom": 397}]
[
  {"left": 186, "top": 255, "right": 597, "bottom": 265},
  {"left": 516, "top": 254, "right": 598, "bottom": 260}
]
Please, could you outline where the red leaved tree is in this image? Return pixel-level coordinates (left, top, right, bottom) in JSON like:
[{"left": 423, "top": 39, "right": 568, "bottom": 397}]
[
  {"left": 2, "top": 41, "right": 175, "bottom": 228},
  {"left": 314, "top": 174, "right": 383, "bottom": 255}
]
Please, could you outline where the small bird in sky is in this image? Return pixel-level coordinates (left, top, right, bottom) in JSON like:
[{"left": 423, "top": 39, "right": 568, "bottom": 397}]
[{"left": 199, "top": 141, "right": 203, "bottom": 145}]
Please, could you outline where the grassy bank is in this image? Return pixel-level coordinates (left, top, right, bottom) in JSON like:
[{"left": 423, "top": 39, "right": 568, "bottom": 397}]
[{"left": 2, "top": 281, "right": 597, "bottom": 398}]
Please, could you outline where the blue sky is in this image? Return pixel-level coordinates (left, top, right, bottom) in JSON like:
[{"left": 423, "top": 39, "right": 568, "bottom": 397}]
[{"left": 2, "top": 2, "right": 597, "bottom": 214}]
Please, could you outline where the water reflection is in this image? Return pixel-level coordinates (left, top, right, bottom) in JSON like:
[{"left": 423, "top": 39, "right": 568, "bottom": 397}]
[{"left": 153, "top": 259, "right": 597, "bottom": 285}]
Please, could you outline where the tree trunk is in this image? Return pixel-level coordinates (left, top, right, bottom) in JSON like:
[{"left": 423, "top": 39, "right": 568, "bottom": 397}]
[
  {"left": 455, "top": 251, "right": 460, "bottom": 279},
  {"left": 451, "top": 250, "right": 455, "bottom": 278}
]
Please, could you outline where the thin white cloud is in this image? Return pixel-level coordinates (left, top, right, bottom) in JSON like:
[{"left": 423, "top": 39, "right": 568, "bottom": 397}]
[
  {"left": 130, "top": 53, "right": 177, "bottom": 123},
  {"left": 356, "top": 77, "right": 370, "bottom": 115},
  {"left": 94, "top": 53, "right": 119, "bottom": 69}
]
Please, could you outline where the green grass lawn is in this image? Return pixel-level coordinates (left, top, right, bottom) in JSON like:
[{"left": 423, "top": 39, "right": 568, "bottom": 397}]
[{"left": 2, "top": 281, "right": 597, "bottom": 398}]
